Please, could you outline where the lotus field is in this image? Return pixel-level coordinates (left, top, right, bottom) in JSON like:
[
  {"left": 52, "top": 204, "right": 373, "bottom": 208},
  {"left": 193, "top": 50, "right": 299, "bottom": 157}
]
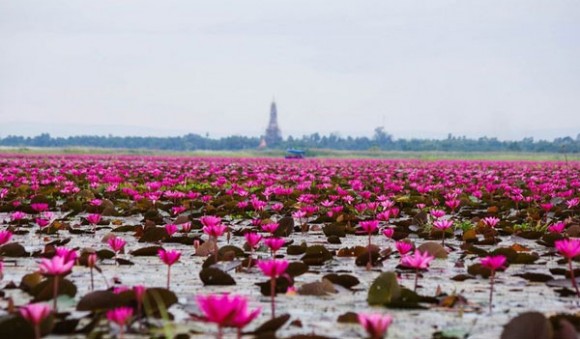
[{"left": 1, "top": 154, "right": 579, "bottom": 338}]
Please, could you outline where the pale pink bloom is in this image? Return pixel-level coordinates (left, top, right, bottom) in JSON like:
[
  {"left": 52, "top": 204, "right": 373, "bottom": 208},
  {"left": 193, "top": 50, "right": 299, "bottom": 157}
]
[
  {"left": 292, "top": 210, "right": 307, "bottom": 219},
  {"left": 200, "top": 215, "right": 222, "bottom": 228},
  {"left": 87, "top": 253, "right": 98, "bottom": 268},
  {"left": 358, "top": 313, "right": 393, "bottom": 339},
  {"left": 429, "top": 209, "right": 445, "bottom": 219},
  {"left": 271, "top": 203, "right": 284, "bottom": 212},
  {"left": 180, "top": 222, "right": 192, "bottom": 233},
  {"left": 566, "top": 198, "right": 579, "bottom": 209},
  {"left": 482, "top": 217, "right": 500, "bottom": 228},
  {"left": 433, "top": 219, "right": 453, "bottom": 230},
  {"left": 11, "top": 211, "right": 26, "bottom": 221},
  {"left": 401, "top": 250, "right": 434, "bottom": 270},
  {"left": 89, "top": 199, "right": 103, "bottom": 206},
  {"left": 39, "top": 255, "right": 74, "bottom": 276},
  {"left": 20, "top": 303, "right": 51, "bottom": 325},
  {"left": 108, "top": 236, "right": 126, "bottom": 253}
]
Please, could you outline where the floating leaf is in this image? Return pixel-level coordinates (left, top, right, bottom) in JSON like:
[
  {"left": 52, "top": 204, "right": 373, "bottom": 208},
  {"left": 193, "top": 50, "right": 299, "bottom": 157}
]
[
  {"left": 301, "top": 245, "right": 333, "bottom": 265},
  {"left": 252, "top": 314, "right": 291, "bottom": 336},
  {"left": 32, "top": 278, "right": 77, "bottom": 301},
  {"left": 77, "top": 290, "right": 124, "bottom": 311},
  {"left": 130, "top": 246, "right": 163, "bottom": 256},
  {"left": 138, "top": 227, "right": 168, "bottom": 243},
  {"left": 323, "top": 224, "right": 346, "bottom": 237},
  {"left": 367, "top": 272, "right": 401, "bottom": 305},
  {"left": 286, "top": 262, "right": 309, "bottom": 277},
  {"left": 337, "top": 312, "right": 359, "bottom": 324},
  {"left": 514, "top": 273, "right": 553, "bottom": 282},
  {"left": 0, "top": 243, "right": 29, "bottom": 257},
  {"left": 199, "top": 267, "right": 236, "bottom": 286},
  {"left": 297, "top": 279, "right": 337, "bottom": 296},
  {"left": 323, "top": 274, "right": 360, "bottom": 289},
  {"left": 417, "top": 242, "right": 448, "bottom": 259},
  {"left": 500, "top": 312, "right": 551, "bottom": 339}
]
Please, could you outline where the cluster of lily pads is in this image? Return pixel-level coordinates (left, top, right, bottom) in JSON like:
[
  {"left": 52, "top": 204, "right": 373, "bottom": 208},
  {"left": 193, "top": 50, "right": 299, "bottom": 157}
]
[{"left": 0, "top": 155, "right": 579, "bottom": 338}]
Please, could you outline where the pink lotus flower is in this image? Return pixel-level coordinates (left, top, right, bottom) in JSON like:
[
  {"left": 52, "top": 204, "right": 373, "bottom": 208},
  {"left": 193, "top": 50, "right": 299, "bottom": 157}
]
[
  {"left": 258, "top": 259, "right": 289, "bottom": 318},
  {"left": 165, "top": 223, "right": 178, "bottom": 237},
  {"left": 20, "top": 303, "right": 51, "bottom": 339},
  {"left": 555, "top": 238, "right": 580, "bottom": 297},
  {"left": 261, "top": 222, "right": 279, "bottom": 234},
  {"left": 86, "top": 213, "right": 101, "bottom": 225},
  {"left": 200, "top": 215, "right": 222, "bottom": 228},
  {"left": 401, "top": 250, "right": 434, "bottom": 291},
  {"left": 158, "top": 249, "right": 181, "bottom": 289},
  {"left": 11, "top": 211, "right": 27, "bottom": 222},
  {"left": 482, "top": 217, "right": 500, "bottom": 228},
  {"left": 271, "top": 202, "right": 284, "bottom": 212},
  {"left": 382, "top": 228, "right": 394, "bottom": 239},
  {"left": 31, "top": 203, "right": 49, "bottom": 213},
  {"left": 36, "top": 218, "right": 50, "bottom": 228},
  {"left": 196, "top": 294, "right": 260, "bottom": 336},
  {"left": 203, "top": 224, "right": 227, "bottom": 238},
  {"left": 107, "top": 307, "right": 133, "bottom": 338},
  {"left": 433, "top": 219, "right": 453, "bottom": 246},
  {"left": 480, "top": 255, "right": 507, "bottom": 313},
  {"left": 55, "top": 247, "right": 77, "bottom": 264},
  {"left": 108, "top": 236, "right": 126, "bottom": 255},
  {"left": 244, "top": 232, "right": 262, "bottom": 249},
  {"left": 264, "top": 237, "right": 285, "bottom": 255},
  {"left": 395, "top": 241, "right": 413, "bottom": 255},
  {"left": 548, "top": 221, "right": 566, "bottom": 233},
  {"left": 0, "top": 230, "right": 12, "bottom": 246},
  {"left": 429, "top": 209, "right": 445, "bottom": 220},
  {"left": 358, "top": 313, "right": 393, "bottom": 339},
  {"left": 566, "top": 198, "right": 579, "bottom": 209},
  {"left": 89, "top": 199, "right": 103, "bottom": 206},
  {"left": 39, "top": 255, "right": 74, "bottom": 311},
  {"left": 87, "top": 253, "right": 97, "bottom": 291},
  {"left": 180, "top": 222, "right": 192, "bottom": 233}
]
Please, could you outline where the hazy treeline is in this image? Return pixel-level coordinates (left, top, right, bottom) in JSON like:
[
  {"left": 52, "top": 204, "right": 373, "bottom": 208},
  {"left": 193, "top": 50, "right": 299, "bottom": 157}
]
[{"left": 1, "top": 130, "right": 580, "bottom": 153}]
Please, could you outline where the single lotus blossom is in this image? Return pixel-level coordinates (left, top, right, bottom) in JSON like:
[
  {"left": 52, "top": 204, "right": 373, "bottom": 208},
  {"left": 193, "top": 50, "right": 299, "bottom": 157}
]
[
  {"left": 445, "top": 199, "right": 460, "bottom": 212},
  {"left": 264, "top": 237, "right": 285, "bottom": 255},
  {"left": 200, "top": 215, "right": 222, "bottom": 228},
  {"left": 196, "top": 294, "right": 260, "bottom": 338},
  {"left": 416, "top": 203, "right": 426, "bottom": 210},
  {"left": 482, "top": 217, "right": 500, "bottom": 228},
  {"left": 39, "top": 255, "right": 74, "bottom": 311},
  {"left": 566, "top": 198, "right": 579, "bottom": 209},
  {"left": 555, "top": 238, "right": 580, "bottom": 297},
  {"left": 395, "top": 241, "right": 413, "bottom": 255},
  {"left": 382, "top": 228, "right": 394, "bottom": 239},
  {"left": 11, "top": 211, "right": 27, "bottom": 222},
  {"left": 106, "top": 307, "right": 133, "bottom": 339},
  {"left": 429, "top": 209, "right": 445, "bottom": 220},
  {"left": 401, "top": 250, "right": 434, "bottom": 291},
  {"left": 360, "top": 220, "right": 380, "bottom": 270},
  {"left": 158, "top": 249, "right": 181, "bottom": 289},
  {"left": 86, "top": 213, "right": 101, "bottom": 225},
  {"left": 165, "top": 223, "right": 178, "bottom": 237},
  {"left": 180, "top": 222, "right": 192, "bottom": 233},
  {"left": 113, "top": 286, "right": 130, "bottom": 294},
  {"left": 271, "top": 202, "right": 284, "bottom": 212},
  {"left": 245, "top": 232, "right": 262, "bottom": 268},
  {"left": 540, "top": 202, "right": 553, "bottom": 212},
  {"left": 89, "top": 199, "right": 103, "bottom": 206},
  {"left": 87, "top": 253, "right": 97, "bottom": 290},
  {"left": 261, "top": 223, "right": 279, "bottom": 234},
  {"left": 203, "top": 224, "right": 227, "bottom": 238},
  {"left": 108, "top": 236, "right": 126, "bottom": 258},
  {"left": 171, "top": 206, "right": 186, "bottom": 215},
  {"left": 548, "top": 221, "right": 566, "bottom": 233},
  {"left": 0, "top": 230, "right": 12, "bottom": 246},
  {"left": 433, "top": 219, "right": 453, "bottom": 246},
  {"left": 31, "top": 203, "right": 49, "bottom": 213},
  {"left": 258, "top": 259, "right": 289, "bottom": 318},
  {"left": 55, "top": 247, "right": 77, "bottom": 264},
  {"left": 36, "top": 218, "right": 50, "bottom": 229},
  {"left": 20, "top": 303, "right": 51, "bottom": 339},
  {"left": 358, "top": 313, "right": 393, "bottom": 339},
  {"left": 480, "top": 255, "right": 507, "bottom": 312}
]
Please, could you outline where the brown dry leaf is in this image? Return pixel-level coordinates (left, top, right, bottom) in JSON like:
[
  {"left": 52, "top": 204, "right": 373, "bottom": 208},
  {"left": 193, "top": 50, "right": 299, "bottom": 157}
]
[
  {"left": 510, "top": 243, "right": 531, "bottom": 252},
  {"left": 195, "top": 239, "right": 217, "bottom": 256},
  {"left": 297, "top": 278, "right": 337, "bottom": 296}
]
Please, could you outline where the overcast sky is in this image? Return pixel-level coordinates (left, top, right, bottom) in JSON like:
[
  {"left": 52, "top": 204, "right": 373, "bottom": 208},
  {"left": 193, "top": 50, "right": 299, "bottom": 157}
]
[{"left": 1, "top": 1, "right": 579, "bottom": 140}]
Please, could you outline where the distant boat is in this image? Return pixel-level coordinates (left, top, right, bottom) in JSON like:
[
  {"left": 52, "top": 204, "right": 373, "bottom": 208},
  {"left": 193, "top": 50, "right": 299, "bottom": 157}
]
[{"left": 285, "top": 149, "right": 305, "bottom": 159}]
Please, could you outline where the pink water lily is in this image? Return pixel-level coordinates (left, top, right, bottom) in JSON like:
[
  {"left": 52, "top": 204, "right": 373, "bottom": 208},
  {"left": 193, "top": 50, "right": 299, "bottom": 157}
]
[
  {"left": 258, "top": 259, "right": 289, "bottom": 318},
  {"left": 264, "top": 237, "right": 285, "bottom": 256},
  {"left": 401, "top": 250, "right": 434, "bottom": 291},
  {"left": 20, "top": 303, "right": 51, "bottom": 339},
  {"left": 106, "top": 307, "right": 133, "bottom": 339},
  {"left": 158, "top": 249, "right": 181, "bottom": 289},
  {"left": 0, "top": 230, "right": 12, "bottom": 246},
  {"left": 433, "top": 219, "right": 453, "bottom": 246},
  {"left": 480, "top": 255, "right": 508, "bottom": 312},
  {"left": 39, "top": 255, "right": 74, "bottom": 311},
  {"left": 196, "top": 294, "right": 260, "bottom": 339},
  {"left": 108, "top": 236, "right": 126, "bottom": 261},
  {"left": 358, "top": 313, "right": 393, "bottom": 339},
  {"left": 555, "top": 238, "right": 580, "bottom": 297}
]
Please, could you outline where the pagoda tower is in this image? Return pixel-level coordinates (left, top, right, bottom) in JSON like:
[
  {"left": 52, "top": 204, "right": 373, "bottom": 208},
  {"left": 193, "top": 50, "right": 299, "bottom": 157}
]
[{"left": 264, "top": 101, "right": 282, "bottom": 146}]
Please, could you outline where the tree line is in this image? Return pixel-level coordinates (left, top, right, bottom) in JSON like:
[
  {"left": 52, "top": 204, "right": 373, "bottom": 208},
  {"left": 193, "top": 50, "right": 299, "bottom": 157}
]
[{"left": 1, "top": 129, "right": 580, "bottom": 153}]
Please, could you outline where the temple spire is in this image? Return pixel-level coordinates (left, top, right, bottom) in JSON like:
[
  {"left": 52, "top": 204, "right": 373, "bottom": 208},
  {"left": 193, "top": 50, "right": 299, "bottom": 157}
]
[{"left": 264, "top": 100, "right": 282, "bottom": 147}]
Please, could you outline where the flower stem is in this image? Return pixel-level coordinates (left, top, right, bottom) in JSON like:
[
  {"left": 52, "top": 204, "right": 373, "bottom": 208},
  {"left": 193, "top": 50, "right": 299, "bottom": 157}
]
[
  {"left": 34, "top": 324, "right": 40, "bottom": 339},
  {"left": 217, "top": 325, "right": 223, "bottom": 339},
  {"left": 489, "top": 271, "right": 495, "bottom": 313},
  {"left": 167, "top": 265, "right": 171, "bottom": 290},
  {"left": 53, "top": 277, "right": 59, "bottom": 312},
  {"left": 367, "top": 234, "right": 372, "bottom": 270},
  {"left": 568, "top": 259, "right": 580, "bottom": 298},
  {"left": 270, "top": 277, "right": 276, "bottom": 319},
  {"left": 90, "top": 267, "right": 94, "bottom": 291},
  {"left": 414, "top": 269, "right": 419, "bottom": 292}
]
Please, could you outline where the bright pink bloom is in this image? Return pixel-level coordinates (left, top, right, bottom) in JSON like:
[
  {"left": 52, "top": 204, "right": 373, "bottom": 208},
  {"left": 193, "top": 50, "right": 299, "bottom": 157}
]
[
  {"left": 555, "top": 239, "right": 580, "bottom": 259},
  {"left": 36, "top": 218, "right": 50, "bottom": 228},
  {"left": 106, "top": 306, "right": 133, "bottom": 326},
  {"left": 257, "top": 259, "right": 289, "bottom": 278},
  {"left": 87, "top": 253, "right": 98, "bottom": 268},
  {"left": 31, "top": 203, "right": 49, "bottom": 213},
  {"left": 0, "top": 230, "right": 12, "bottom": 246},
  {"left": 108, "top": 236, "right": 126, "bottom": 253},
  {"left": 433, "top": 219, "right": 453, "bottom": 230},
  {"left": 86, "top": 213, "right": 102, "bottom": 225},
  {"left": 196, "top": 294, "right": 259, "bottom": 329},
  {"left": 358, "top": 313, "right": 393, "bottom": 339},
  {"left": 548, "top": 221, "right": 566, "bottom": 233},
  {"left": 55, "top": 247, "right": 77, "bottom": 264},
  {"left": 261, "top": 223, "right": 279, "bottom": 234},
  {"left": 203, "top": 224, "right": 227, "bottom": 238},
  {"left": 482, "top": 217, "right": 500, "bottom": 228},
  {"left": 11, "top": 211, "right": 26, "bottom": 221},
  {"left": 401, "top": 250, "right": 434, "bottom": 270},
  {"left": 566, "top": 198, "right": 579, "bottom": 209},
  {"left": 165, "top": 223, "right": 178, "bottom": 237},
  {"left": 180, "top": 222, "right": 192, "bottom": 233},
  {"left": 134, "top": 285, "right": 146, "bottom": 303},
  {"left": 359, "top": 220, "right": 379, "bottom": 234},
  {"left": 395, "top": 241, "right": 413, "bottom": 255},
  {"left": 244, "top": 232, "right": 262, "bottom": 249},
  {"left": 480, "top": 255, "right": 507, "bottom": 271},
  {"left": 429, "top": 209, "right": 445, "bottom": 219},
  {"left": 200, "top": 215, "right": 222, "bottom": 228},
  {"left": 39, "top": 255, "right": 74, "bottom": 276},
  {"left": 158, "top": 249, "right": 181, "bottom": 266},
  {"left": 271, "top": 203, "right": 284, "bottom": 212},
  {"left": 89, "top": 199, "right": 103, "bottom": 206},
  {"left": 264, "top": 237, "right": 285, "bottom": 252},
  {"left": 382, "top": 228, "right": 394, "bottom": 238},
  {"left": 20, "top": 303, "right": 51, "bottom": 325}
]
